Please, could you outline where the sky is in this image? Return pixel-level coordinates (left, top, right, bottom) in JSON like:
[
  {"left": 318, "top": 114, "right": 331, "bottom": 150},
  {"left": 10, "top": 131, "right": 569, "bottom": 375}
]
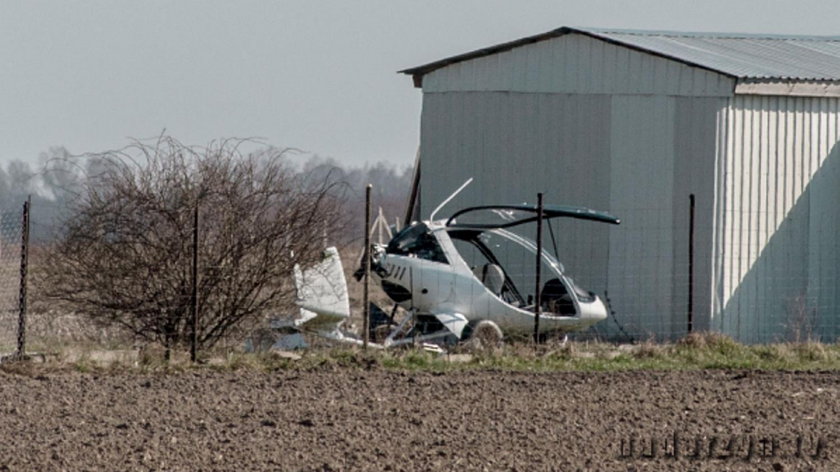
[{"left": 3, "top": 0, "right": 840, "bottom": 169}]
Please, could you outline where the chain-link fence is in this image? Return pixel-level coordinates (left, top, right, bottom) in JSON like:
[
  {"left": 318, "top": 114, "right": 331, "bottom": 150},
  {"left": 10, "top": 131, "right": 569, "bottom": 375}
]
[
  {"left": 8, "top": 195, "right": 840, "bottom": 358},
  {"left": 0, "top": 200, "right": 27, "bottom": 357},
  {"left": 436, "top": 202, "right": 840, "bottom": 345},
  {"left": 548, "top": 204, "right": 840, "bottom": 344}
]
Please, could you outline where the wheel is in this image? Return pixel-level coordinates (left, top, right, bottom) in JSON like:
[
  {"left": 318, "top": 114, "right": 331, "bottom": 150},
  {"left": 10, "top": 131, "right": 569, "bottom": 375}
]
[{"left": 462, "top": 320, "right": 503, "bottom": 352}]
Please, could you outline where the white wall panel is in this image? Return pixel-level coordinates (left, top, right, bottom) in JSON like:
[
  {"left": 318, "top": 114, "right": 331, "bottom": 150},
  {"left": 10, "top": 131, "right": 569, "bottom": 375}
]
[{"left": 717, "top": 95, "right": 840, "bottom": 342}]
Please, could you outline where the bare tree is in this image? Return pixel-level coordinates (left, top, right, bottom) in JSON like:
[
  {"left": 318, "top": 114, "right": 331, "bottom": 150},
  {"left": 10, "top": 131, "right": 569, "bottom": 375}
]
[{"left": 40, "top": 136, "right": 345, "bottom": 354}]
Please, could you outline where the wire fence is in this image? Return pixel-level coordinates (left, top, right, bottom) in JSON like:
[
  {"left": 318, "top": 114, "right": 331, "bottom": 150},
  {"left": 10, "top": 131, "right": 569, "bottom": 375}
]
[
  {"left": 0, "top": 201, "right": 26, "bottom": 357},
  {"left": 443, "top": 203, "right": 840, "bottom": 345},
  {"left": 3, "top": 198, "right": 135, "bottom": 360},
  {"left": 8, "top": 197, "right": 318, "bottom": 362},
  {"left": 556, "top": 205, "right": 840, "bottom": 345},
  {"left": 6, "top": 197, "right": 840, "bottom": 361}
]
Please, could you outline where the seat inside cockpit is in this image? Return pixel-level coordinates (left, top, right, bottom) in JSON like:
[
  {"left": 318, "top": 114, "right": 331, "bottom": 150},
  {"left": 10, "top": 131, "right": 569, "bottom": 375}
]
[
  {"left": 449, "top": 228, "right": 583, "bottom": 316},
  {"left": 473, "top": 263, "right": 505, "bottom": 296}
]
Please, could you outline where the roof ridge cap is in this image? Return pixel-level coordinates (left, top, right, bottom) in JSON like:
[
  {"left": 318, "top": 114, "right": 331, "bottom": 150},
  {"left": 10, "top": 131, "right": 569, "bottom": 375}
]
[{"left": 580, "top": 27, "right": 840, "bottom": 42}]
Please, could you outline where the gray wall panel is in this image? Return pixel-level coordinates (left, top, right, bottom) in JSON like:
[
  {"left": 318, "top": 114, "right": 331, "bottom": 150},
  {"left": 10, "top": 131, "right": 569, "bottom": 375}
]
[
  {"left": 672, "top": 97, "right": 729, "bottom": 335},
  {"left": 422, "top": 34, "right": 734, "bottom": 97},
  {"left": 418, "top": 91, "right": 614, "bottom": 317},
  {"left": 607, "top": 95, "right": 676, "bottom": 339},
  {"left": 415, "top": 34, "right": 840, "bottom": 343}
]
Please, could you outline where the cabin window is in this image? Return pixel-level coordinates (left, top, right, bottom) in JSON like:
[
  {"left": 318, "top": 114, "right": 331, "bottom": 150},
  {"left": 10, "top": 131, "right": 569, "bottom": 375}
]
[{"left": 386, "top": 223, "right": 448, "bottom": 264}]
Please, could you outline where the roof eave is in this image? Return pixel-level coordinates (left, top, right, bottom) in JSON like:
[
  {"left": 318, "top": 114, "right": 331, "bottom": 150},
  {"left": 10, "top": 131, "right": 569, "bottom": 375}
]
[
  {"left": 735, "top": 78, "right": 840, "bottom": 97},
  {"left": 399, "top": 27, "right": 576, "bottom": 88}
]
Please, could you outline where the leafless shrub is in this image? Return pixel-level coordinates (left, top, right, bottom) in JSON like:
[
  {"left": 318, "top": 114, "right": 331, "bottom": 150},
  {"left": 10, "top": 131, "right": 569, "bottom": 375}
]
[
  {"left": 39, "top": 136, "right": 345, "bottom": 354},
  {"left": 786, "top": 293, "right": 818, "bottom": 343}
]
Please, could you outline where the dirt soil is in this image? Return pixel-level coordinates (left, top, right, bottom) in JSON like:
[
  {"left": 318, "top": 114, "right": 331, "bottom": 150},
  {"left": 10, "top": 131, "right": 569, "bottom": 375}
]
[{"left": 0, "top": 367, "right": 837, "bottom": 471}]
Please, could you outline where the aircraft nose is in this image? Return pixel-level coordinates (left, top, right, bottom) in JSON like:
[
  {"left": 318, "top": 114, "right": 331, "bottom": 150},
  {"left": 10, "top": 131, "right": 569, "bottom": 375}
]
[
  {"left": 595, "top": 298, "right": 609, "bottom": 320},
  {"left": 581, "top": 297, "right": 608, "bottom": 322}
]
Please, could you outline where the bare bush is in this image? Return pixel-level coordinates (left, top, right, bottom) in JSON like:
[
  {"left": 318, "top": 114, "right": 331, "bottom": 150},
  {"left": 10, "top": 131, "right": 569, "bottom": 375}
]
[
  {"left": 786, "top": 293, "right": 818, "bottom": 343},
  {"left": 39, "top": 136, "right": 345, "bottom": 353}
]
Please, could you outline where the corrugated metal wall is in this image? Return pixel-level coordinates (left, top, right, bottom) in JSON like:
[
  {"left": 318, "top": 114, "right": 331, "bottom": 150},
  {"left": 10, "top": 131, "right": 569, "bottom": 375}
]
[
  {"left": 716, "top": 95, "right": 840, "bottom": 342},
  {"left": 606, "top": 95, "right": 676, "bottom": 338},
  {"left": 606, "top": 95, "right": 725, "bottom": 339},
  {"left": 417, "top": 32, "right": 840, "bottom": 342},
  {"left": 417, "top": 33, "right": 735, "bottom": 340},
  {"left": 674, "top": 97, "right": 729, "bottom": 335},
  {"left": 418, "top": 91, "right": 726, "bottom": 340},
  {"left": 419, "top": 91, "right": 614, "bottom": 300}
]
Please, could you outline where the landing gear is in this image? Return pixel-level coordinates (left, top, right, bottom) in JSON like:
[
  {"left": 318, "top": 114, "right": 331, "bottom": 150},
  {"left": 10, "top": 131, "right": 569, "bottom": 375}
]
[{"left": 462, "top": 320, "right": 503, "bottom": 351}]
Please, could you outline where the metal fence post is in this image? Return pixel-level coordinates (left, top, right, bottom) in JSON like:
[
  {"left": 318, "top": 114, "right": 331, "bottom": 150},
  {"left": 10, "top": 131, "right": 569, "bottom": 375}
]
[
  {"left": 363, "top": 184, "right": 372, "bottom": 350},
  {"left": 16, "top": 196, "right": 30, "bottom": 360},
  {"left": 534, "top": 192, "right": 543, "bottom": 346},
  {"left": 687, "top": 194, "right": 695, "bottom": 334},
  {"left": 190, "top": 204, "right": 199, "bottom": 362}
]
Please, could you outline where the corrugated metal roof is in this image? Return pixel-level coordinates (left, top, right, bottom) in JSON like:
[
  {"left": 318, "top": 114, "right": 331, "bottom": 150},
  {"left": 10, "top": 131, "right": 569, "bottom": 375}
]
[
  {"left": 402, "top": 27, "right": 840, "bottom": 84},
  {"left": 586, "top": 28, "right": 840, "bottom": 80}
]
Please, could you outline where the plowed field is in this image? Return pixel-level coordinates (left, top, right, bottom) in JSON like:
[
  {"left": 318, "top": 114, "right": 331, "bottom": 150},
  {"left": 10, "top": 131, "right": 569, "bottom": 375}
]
[{"left": 0, "top": 367, "right": 837, "bottom": 471}]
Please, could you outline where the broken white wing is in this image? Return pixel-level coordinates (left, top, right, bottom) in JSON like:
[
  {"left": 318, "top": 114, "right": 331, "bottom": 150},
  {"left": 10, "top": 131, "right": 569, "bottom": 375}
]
[{"left": 293, "top": 247, "right": 351, "bottom": 327}]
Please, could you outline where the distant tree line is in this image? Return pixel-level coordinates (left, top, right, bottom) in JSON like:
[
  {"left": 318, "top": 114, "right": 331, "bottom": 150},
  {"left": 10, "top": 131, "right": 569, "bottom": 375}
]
[{"left": 2, "top": 145, "right": 414, "bottom": 245}]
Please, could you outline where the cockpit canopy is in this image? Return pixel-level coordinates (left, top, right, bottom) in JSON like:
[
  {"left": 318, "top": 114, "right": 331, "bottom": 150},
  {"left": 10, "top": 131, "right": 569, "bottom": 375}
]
[{"left": 383, "top": 205, "right": 618, "bottom": 316}]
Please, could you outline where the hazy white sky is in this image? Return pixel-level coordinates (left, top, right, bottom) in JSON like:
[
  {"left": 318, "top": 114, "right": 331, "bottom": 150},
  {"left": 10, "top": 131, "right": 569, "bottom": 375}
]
[{"left": 3, "top": 0, "right": 840, "bottom": 168}]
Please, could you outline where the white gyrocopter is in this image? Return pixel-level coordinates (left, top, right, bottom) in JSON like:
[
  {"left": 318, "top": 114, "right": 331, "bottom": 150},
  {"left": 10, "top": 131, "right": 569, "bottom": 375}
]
[{"left": 289, "top": 181, "right": 620, "bottom": 349}]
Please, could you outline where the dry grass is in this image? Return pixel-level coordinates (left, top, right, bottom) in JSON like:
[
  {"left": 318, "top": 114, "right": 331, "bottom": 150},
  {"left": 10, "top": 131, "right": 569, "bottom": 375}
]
[
  {"left": 790, "top": 340, "right": 829, "bottom": 361},
  {"left": 633, "top": 339, "right": 663, "bottom": 359},
  {"left": 676, "top": 331, "right": 739, "bottom": 350},
  {"left": 5, "top": 335, "right": 840, "bottom": 374}
]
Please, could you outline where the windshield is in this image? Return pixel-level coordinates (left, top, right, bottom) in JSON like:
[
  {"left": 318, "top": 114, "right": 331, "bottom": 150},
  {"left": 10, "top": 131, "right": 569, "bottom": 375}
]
[{"left": 386, "top": 223, "right": 448, "bottom": 264}]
